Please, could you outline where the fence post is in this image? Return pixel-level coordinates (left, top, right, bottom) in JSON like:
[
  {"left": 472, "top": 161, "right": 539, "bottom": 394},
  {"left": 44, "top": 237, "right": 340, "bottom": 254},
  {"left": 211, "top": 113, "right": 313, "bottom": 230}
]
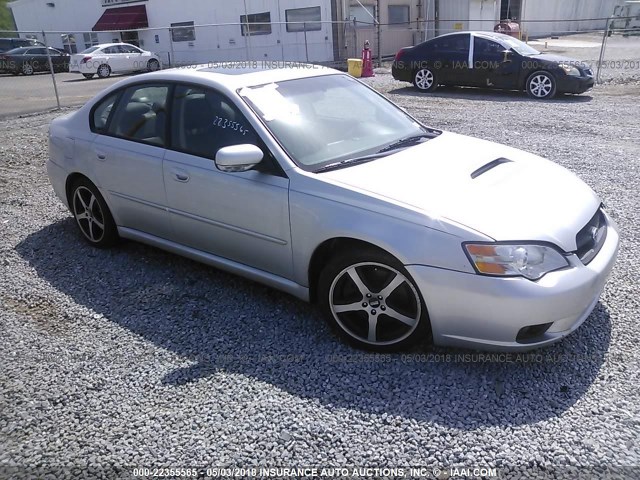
[
  {"left": 42, "top": 31, "right": 61, "bottom": 110},
  {"left": 168, "top": 28, "right": 175, "bottom": 67},
  {"left": 596, "top": 16, "right": 612, "bottom": 84}
]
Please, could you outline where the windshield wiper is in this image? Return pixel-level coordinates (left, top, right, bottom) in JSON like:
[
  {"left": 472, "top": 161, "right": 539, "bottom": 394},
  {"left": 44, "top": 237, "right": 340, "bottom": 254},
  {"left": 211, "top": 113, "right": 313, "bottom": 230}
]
[
  {"left": 313, "top": 152, "right": 390, "bottom": 173},
  {"left": 377, "top": 133, "right": 432, "bottom": 154}
]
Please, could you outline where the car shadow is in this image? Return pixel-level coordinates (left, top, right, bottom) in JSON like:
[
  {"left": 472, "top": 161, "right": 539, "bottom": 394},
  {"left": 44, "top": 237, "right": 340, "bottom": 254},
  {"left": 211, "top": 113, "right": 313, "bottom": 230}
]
[
  {"left": 389, "top": 85, "right": 594, "bottom": 103},
  {"left": 16, "top": 218, "right": 612, "bottom": 429}
]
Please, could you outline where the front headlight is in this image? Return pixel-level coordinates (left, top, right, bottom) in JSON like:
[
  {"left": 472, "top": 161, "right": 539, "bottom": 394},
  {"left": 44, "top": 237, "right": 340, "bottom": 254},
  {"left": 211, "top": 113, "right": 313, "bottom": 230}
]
[
  {"left": 559, "top": 64, "right": 581, "bottom": 76},
  {"left": 463, "top": 243, "right": 569, "bottom": 280}
]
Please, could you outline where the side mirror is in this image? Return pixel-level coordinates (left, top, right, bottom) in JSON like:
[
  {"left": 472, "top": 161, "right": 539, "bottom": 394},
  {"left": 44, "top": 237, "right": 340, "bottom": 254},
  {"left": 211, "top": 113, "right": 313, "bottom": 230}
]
[{"left": 215, "top": 144, "right": 264, "bottom": 173}]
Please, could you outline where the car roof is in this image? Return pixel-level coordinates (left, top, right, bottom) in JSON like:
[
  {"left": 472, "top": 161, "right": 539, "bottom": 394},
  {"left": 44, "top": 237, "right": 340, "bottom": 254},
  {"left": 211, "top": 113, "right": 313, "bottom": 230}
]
[
  {"left": 120, "top": 62, "right": 340, "bottom": 91},
  {"left": 431, "top": 31, "right": 516, "bottom": 42}
]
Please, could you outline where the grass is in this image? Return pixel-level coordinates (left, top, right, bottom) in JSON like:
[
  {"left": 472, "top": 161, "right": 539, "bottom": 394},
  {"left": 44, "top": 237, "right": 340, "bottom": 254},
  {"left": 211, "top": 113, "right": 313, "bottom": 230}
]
[{"left": 0, "top": 0, "right": 17, "bottom": 37}]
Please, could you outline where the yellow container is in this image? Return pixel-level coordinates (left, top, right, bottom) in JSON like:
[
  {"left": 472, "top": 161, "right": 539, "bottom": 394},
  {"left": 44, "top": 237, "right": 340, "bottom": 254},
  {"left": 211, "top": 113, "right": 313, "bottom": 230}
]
[{"left": 347, "top": 58, "right": 363, "bottom": 78}]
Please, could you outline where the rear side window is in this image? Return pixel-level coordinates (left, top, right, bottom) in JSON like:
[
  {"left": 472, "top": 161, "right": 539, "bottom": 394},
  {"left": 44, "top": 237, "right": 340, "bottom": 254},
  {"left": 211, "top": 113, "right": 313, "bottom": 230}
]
[
  {"left": 107, "top": 84, "right": 170, "bottom": 147},
  {"left": 430, "top": 34, "right": 469, "bottom": 54},
  {"left": 91, "top": 91, "right": 120, "bottom": 133}
]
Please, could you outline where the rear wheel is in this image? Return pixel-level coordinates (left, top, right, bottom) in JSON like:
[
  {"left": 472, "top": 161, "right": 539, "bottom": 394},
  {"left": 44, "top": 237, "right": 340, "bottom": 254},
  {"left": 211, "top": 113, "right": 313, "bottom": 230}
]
[
  {"left": 413, "top": 67, "right": 438, "bottom": 92},
  {"left": 21, "top": 62, "right": 34, "bottom": 75},
  {"left": 526, "top": 71, "right": 556, "bottom": 99},
  {"left": 147, "top": 58, "right": 160, "bottom": 72},
  {"left": 83, "top": 73, "right": 95, "bottom": 79},
  {"left": 70, "top": 178, "right": 118, "bottom": 248},
  {"left": 318, "top": 249, "right": 431, "bottom": 351},
  {"left": 97, "top": 64, "right": 111, "bottom": 78}
]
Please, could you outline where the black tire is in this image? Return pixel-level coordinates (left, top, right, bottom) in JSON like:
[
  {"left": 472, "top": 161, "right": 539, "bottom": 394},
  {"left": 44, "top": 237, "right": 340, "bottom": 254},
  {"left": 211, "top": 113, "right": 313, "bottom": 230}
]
[
  {"left": 70, "top": 178, "right": 118, "bottom": 248},
  {"left": 413, "top": 67, "right": 438, "bottom": 92},
  {"left": 147, "top": 58, "right": 160, "bottom": 72},
  {"left": 318, "top": 249, "right": 431, "bottom": 351},
  {"left": 525, "top": 70, "right": 557, "bottom": 99},
  {"left": 83, "top": 73, "right": 95, "bottom": 79},
  {"left": 97, "top": 63, "right": 111, "bottom": 79},
  {"left": 21, "top": 62, "right": 34, "bottom": 75}
]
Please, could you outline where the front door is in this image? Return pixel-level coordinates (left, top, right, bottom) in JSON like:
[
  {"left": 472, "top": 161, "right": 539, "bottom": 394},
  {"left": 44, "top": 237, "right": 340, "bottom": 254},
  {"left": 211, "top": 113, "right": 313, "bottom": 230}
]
[
  {"left": 470, "top": 36, "right": 520, "bottom": 89},
  {"left": 163, "top": 84, "right": 293, "bottom": 278}
]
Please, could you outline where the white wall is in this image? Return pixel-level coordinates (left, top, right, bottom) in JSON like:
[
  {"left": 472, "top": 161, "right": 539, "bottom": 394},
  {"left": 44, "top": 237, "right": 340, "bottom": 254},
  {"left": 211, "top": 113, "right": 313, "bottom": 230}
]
[{"left": 8, "top": 0, "right": 336, "bottom": 62}]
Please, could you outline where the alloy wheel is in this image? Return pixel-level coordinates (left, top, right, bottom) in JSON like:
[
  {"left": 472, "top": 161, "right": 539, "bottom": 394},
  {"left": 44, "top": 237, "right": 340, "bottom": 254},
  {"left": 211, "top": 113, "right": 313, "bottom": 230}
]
[
  {"left": 529, "top": 74, "right": 553, "bottom": 98},
  {"left": 414, "top": 69, "right": 434, "bottom": 90},
  {"left": 22, "top": 63, "right": 34, "bottom": 75},
  {"left": 72, "top": 186, "right": 105, "bottom": 243},
  {"left": 329, "top": 262, "right": 422, "bottom": 346}
]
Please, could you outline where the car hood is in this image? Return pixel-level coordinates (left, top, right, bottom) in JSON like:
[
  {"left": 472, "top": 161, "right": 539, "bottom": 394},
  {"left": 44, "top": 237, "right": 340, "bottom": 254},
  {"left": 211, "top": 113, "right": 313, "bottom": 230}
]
[{"left": 318, "top": 132, "right": 600, "bottom": 251}]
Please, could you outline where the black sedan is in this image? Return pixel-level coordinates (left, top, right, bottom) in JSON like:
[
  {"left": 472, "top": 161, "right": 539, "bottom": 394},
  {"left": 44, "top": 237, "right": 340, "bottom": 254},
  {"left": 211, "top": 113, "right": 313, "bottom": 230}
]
[
  {"left": 392, "top": 32, "right": 594, "bottom": 99},
  {"left": 0, "top": 46, "right": 70, "bottom": 75}
]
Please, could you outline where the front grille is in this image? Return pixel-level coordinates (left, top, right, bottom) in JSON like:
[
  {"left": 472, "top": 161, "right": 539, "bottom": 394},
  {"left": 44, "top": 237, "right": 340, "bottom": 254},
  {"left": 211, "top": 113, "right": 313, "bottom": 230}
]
[{"left": 575, "top": 208, "right": 607, "bottom": 265}]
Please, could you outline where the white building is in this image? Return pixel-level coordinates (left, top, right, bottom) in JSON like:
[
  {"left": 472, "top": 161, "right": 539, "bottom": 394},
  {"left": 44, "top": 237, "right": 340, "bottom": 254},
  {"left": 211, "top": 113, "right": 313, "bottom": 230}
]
[{"left": 8, "top": 0, "right": 339, "bottom": 63}]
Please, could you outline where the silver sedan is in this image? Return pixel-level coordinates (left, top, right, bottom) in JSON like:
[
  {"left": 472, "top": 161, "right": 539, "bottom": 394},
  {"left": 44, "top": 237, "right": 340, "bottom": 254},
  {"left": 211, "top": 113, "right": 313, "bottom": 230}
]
[{"left": 46, "top": 63, "right": 619, "bottom": 351}]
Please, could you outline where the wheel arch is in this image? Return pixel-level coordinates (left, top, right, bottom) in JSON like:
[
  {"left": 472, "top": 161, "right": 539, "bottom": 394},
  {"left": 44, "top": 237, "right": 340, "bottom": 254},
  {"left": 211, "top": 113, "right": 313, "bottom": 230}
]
[{"left": 308, "top": 237, "right": 399, "bottom": 303}]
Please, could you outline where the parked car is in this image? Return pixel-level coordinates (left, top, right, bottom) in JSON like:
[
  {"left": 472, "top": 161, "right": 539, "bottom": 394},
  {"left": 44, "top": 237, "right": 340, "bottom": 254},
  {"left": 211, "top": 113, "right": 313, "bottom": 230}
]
[
  {"left": 392, "top": 31, "right": 595, "bottom": 99},
  {"left": 69, "top": 43, "right": 161, "bottom": 79},
  {"left": 46, "top": 65, "right": 618, "bottom": 351},
  {"left": 0, "top": 37, "right": 45, "bottom": 54},
  {"left": 0, "top": 46, "right": 69, "bottom": 75}
]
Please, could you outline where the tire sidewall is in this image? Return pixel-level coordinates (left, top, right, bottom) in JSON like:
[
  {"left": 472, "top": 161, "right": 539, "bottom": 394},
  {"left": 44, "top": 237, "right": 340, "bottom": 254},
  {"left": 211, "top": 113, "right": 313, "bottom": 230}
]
[
  {"left": 97, "top": 64, "right": 111, "bottom": 78},
  {"left": 70, "top": 178, "right": 118, "bottom": 248},
  {"left": 526, "top": 70, "right": 557, "bottom": 99},
  {"left": 147, "top": 59, "right": 160, "bottom": 72},
  {"left": 318, "top": 249, "right": 431, "bottom": 351}
]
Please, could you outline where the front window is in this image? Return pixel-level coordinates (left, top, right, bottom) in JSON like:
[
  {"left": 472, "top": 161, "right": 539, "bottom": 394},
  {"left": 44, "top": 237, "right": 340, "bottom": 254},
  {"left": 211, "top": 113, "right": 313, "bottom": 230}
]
[
  {"left": 349, "top": 4, "right": 376, "bottom": 25},
  {"left": 239, "top": 74, "right": 430, "bottom": 171}
]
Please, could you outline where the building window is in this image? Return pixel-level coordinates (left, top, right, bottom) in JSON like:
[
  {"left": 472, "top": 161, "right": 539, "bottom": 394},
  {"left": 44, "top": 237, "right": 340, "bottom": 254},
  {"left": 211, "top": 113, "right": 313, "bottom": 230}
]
[
  {"left": 171, "top": 21, "right": 196, "bottom": 42},
  {"left": 388, "top": 5, "right": 410, "bottom": 26},
  {"left": 286, "top": 6, "right": 322, "bottom": 32},
  {"left": 61, "top": 33, "right": 77, "bottom": 54},
  {"left": 83, "top": 32, "right": 99, "bottom": 49},
  {"left": 240, "top": 12, "right": 272, "bottom": 36},
  {"left": 349, "top": 4, "right": 375, "bottom": 26}
]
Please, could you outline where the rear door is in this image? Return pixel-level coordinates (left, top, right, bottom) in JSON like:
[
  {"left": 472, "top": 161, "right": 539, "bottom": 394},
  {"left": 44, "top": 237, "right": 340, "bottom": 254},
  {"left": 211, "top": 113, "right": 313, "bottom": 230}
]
[
  {"left": 163, "top": 84, "right": 293, "bottom": 278},
  {"left": 428, "top": 33, "right": 471, "bottom": 86},
  {"left": 91, "top": 83, "right": 172, "bottom": 238}
]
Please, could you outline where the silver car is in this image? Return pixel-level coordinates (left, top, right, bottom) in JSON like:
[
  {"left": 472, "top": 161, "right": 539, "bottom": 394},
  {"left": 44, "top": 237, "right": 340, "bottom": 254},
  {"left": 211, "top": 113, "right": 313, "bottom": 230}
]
[{"left": 46, "top": 64, "right": 619, "bottom": 351}]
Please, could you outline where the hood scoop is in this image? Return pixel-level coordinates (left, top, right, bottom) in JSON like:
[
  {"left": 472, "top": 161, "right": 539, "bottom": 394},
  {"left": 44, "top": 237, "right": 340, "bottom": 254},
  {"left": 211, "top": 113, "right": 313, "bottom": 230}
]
[{"left": 471, "top": 157, "right": 513, "bottom": 179}]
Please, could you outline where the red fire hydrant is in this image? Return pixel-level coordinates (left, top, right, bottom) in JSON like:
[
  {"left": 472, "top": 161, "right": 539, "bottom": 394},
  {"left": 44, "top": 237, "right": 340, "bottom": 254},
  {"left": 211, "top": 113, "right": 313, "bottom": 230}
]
[{"left": 361, "top": 40, "right": 374, "bottom": 77}]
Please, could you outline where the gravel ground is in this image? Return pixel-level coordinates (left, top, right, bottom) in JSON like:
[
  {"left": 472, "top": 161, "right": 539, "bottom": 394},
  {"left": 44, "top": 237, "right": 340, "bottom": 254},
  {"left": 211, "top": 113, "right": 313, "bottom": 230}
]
[{"left": 1, "top": 75, "right": 639, "bottom": 480}]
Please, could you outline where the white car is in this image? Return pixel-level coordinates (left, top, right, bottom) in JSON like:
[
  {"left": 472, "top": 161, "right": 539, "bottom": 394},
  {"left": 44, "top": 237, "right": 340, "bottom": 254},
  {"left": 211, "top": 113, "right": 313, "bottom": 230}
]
[
  {"left": 69, "top": 43, "right": 161, "bottom": 79},
  {"left": 46, "top": 64, "right": 618, "bottom": 351}
]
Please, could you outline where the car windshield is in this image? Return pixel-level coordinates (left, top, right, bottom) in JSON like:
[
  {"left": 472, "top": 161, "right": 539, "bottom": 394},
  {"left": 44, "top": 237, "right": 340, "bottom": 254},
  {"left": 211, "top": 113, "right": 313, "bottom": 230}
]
[
  {"left": 239, "top": 74, "right": 430, "bottom": 171},
  {"left": 500, "top": 36, "right": 540, "bottom": 56},
  {"left": 80, "top": 46, "right": 100, "bottom": 54}
]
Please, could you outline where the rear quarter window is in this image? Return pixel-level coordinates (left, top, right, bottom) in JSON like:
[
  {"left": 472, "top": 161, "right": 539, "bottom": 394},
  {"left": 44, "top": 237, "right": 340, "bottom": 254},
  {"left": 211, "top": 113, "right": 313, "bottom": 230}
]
[{"left": 91, "top": 92, "right": 120, "bottom": 133}]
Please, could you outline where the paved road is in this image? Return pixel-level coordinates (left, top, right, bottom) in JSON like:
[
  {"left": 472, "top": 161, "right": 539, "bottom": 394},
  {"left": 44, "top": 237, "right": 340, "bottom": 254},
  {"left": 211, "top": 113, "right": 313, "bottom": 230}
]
[{"left": 0, "top": 72, "right": 127, "bottom": 119}]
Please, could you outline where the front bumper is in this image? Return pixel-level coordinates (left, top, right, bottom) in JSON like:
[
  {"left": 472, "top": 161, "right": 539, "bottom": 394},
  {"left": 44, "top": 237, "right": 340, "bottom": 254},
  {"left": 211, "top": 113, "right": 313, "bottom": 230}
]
[
  {"left": 407, "top": 211, "right": 619, "bottom": 351},
  {"left": 556, "top": 74, "right": 595, "bottom": 94}
]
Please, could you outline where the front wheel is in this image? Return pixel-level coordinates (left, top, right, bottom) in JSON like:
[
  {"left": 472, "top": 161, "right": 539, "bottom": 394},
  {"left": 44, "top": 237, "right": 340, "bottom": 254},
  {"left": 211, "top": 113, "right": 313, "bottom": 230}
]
[
  {"left": 413, "top": 67, "right": 438, "bottom": 92},
  {"left": 318, "top": 250, "right": 431, "bottom": 351},
  {"left": 70, "top": 178, "right": 118, "bottom": 248},
  {"left": 526, "top": 71, "right": 556, "bottom": 99}
]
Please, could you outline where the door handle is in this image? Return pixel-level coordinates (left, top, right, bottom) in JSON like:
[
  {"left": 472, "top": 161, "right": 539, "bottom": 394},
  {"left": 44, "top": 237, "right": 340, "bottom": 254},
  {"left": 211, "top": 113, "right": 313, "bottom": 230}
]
[{"left": 171, "top": 168, "right": 190, "bottom": 182}]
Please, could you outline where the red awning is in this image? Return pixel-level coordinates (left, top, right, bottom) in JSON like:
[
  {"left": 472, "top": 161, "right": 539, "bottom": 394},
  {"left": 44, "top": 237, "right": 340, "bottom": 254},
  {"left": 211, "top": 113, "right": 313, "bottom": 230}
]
[{"left": 92, "top": 5, "right": 148, "bottom": 32}]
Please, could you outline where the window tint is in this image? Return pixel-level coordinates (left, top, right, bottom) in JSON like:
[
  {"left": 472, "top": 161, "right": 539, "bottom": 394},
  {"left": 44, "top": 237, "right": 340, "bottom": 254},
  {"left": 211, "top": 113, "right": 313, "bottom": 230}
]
[
  {"left": 474, "top": 37, "right": 505, "bottom": 56},
  {"left": 431, "top": 34, "right": 469, "bottom": 54},
  {"left": 121, "top": 45, "right": 141, "bottom": 54},
  {"left": 102, "top": 46, "right": 119, "bottom": 54},
  {"left": 171, "top": 85, "right": 258, "bottom": 159},
  {"left": 92, "top": 91, "right": 120, "bottom": 133},
  {"left": 107, "top": 84, "right": 169, "bottom": 147},
  {"left": 30, "top": 48, "right": 48, "bottom": 55}
]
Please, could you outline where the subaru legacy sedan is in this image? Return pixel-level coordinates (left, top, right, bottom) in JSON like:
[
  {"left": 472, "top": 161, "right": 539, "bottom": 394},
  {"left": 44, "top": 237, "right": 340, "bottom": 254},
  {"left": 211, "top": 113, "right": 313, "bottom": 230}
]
[
  {"left": 392, "top": 32, "right": 594, "bottom": 99},
  {"left": 47, "top": 64, "right": 618, "bottom": 351}
]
